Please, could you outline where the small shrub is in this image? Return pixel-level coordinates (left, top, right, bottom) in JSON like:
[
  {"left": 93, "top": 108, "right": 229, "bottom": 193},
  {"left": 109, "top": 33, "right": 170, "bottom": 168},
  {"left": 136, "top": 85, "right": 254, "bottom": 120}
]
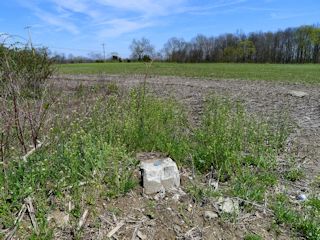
[
  {"left": 107, "top": 82, "right": 119, "bottom": 94},
  {"left": 0, "top": 43, "right": 54, "bottom": 160},
  {"left": 0, "top": 45, "right": 53, "bottom": 98}
]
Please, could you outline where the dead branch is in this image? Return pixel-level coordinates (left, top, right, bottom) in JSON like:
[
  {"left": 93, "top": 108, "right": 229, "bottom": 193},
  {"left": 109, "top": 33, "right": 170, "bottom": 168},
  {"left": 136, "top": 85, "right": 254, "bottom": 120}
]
[
  {"left": 25, "top": 197, "right": 39, "bottom": 235},
  {"left": 77, "top": 209, "right": 89, "bottom": 231},
  {"left": 5, "top": 203, "right": 27, "bottom": 240},
  {"left": 107, "top": 220, "right": 125, "bottom": 238},
  {"left": 234, "top": 197, "right": 273, "bottom": 214},
  {"left": 22, "top": 140, "right": 44, "bottom": 162}
]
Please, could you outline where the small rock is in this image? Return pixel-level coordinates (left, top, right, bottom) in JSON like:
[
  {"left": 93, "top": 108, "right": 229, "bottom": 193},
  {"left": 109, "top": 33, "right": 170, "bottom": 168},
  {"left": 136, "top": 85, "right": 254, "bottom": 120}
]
[
  {"left": 154, "top": 187, "right": 166, "bottom": 201},
  {"left": 147, "top": 220, "right": 156, "bottom": 227},
  {"left": 288, "top": 90, "right": 308, "bottom": 98},
  {"left": 297, "top": 194, "right": 307, "bottom": 201},
  {"left": 208, "top": 179, "right": 219, "bottom": 190},
  {"left": 171, "top": 188, "right": 187, "bottom": 202},
  {"left": 204, "top": 211, "right": 218, "bottom": 220},
  {"left": 187, "top": 204, "right": 193, "bottom": 212},
  {"left": 219, "top": 198, "right": 239, "bottom": 214},
  {"left": 172, "top": 194, "right": 180, "bottom": 202},
  {"left": 47, "top": 210, "right": 69, "bottom": 228},
  {"left": 137, "top": 230, "right": 147, "bottom": 240},
  {"left": 173, "top": 224, "right": 182, "bottom": 233}
]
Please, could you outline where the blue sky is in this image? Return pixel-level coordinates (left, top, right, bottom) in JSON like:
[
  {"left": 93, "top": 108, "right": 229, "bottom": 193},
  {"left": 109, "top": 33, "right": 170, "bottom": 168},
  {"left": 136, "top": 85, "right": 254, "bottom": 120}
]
[{"left": 0, "top": 0, "right": 319, "bottom": 58}]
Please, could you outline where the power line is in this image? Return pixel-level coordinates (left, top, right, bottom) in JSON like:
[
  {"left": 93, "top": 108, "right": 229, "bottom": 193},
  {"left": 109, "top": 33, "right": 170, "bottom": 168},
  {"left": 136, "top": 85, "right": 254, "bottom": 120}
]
[
  {"left": 102, "top": 43, "right": 106, "bottom": 62},
  {"left": 24, "top": 26, "right": 33, "bottom": 49}
]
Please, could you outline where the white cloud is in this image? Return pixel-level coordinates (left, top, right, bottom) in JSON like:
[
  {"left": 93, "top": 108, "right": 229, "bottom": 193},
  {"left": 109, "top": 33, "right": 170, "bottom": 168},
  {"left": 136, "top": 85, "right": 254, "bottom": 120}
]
[
  {"left": 50, "top": 0, "right": 100, "bottom": 18},
  {"left": 17, "top": 0, "right": 80, "bottom": 34},
  {"left": 18, "top": 0, "right": 187, "bottom": 36},
  {"left": 34, "top": 8, "right": 80, "bottom": 34},
  {"left": 98, "top": 18, "right": 154, "bottom": 38},
  {"left": 270, "top": 11, "right": 312, "bottom": 20},
  {"left": 18, "top": 0, "right": 251, "bottom": 37},
  {"left": 96, "top": 0, "right": 186, "bottom": 16}
]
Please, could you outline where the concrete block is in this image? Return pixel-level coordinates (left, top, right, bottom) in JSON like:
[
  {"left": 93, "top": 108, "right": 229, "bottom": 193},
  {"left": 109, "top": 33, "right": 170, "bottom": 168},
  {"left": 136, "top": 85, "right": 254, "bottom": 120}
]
[{"left": 140, "top": 158, "right": 180, "bottom": 194}]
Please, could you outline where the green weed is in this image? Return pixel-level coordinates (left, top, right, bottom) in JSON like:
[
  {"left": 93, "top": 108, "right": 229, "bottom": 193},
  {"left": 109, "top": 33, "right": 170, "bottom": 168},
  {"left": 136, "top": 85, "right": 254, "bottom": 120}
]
[
  {"left": 244, "top": 234, "right": 262, "bottom": 240},
  {"left": 285, "top": 168, "right": 304, "bottom": 182},
  {"left": 273, "top": 194, "right": 320, "bottom": 240},
  {"left": 191, "top": 97, "right": 288, "bottom": 202}
]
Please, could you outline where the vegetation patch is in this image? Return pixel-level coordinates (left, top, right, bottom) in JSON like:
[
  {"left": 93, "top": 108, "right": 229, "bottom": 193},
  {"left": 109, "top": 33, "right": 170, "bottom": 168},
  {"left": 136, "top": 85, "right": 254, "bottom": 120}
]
[
  {"left": 1, "top": 45, "right": 318, "bottom": 239},
  {"left": 273, "top": 194, "right": 320, "bottom": 240},
  {"left": 57, "top": 62, "right": 320, "bottom": 84}
]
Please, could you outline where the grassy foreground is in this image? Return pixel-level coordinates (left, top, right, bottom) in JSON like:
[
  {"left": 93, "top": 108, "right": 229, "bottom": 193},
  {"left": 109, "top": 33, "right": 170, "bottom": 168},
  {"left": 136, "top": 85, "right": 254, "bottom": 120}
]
[
  {"left": 57, "top": 62, "right": 320, "bottom": 84},
  {"left": 1, "top": 83, "right": 319, "bottom": 239}
]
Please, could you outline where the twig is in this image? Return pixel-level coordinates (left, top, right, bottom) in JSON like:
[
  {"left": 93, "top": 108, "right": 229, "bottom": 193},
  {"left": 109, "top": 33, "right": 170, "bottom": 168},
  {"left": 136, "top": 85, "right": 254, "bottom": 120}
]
[
  {"left": 131, "top": 224, "right": 140, "bottom": 240},
  {"left": 234, "top": 197, "right": 273, "bottom": 214},
  {"left": 25, "top": 197, "right": 39, "bottom": 235},
  {"left": 99, "top": 216, "right": 113, "bottom": 226},
  {"left": 63, "top": 181, "right": 88, "bottom": 191},
  {"left": 5, "top": 203, "right": 27, "bottom": 240},
  {"left": 22, "top": 140, "right": 44, "bottom": 162},
  {"left": 107, "top": 220, "right": 125, "bottom": 238},
  {"left": 191, "top": 154, "right": 195, "bottom": 179},
  {"left": 77, "top": 209, "right": 89, "bottom": 231},
  {"left": 0, "top": 229, "right": 10, "bottom": 234},
  {"left": 263, "top": 192, "right": 267, "bottom": 215},
  {"left": 131, "top": 217, "right": 148, "bottom": 240}
]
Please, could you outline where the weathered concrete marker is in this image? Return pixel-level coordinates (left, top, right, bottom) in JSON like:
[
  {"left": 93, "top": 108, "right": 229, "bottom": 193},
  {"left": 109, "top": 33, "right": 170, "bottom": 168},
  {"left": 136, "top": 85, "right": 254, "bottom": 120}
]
[{"left": 140, "top": 157, "right": 180, "bottom": 194}]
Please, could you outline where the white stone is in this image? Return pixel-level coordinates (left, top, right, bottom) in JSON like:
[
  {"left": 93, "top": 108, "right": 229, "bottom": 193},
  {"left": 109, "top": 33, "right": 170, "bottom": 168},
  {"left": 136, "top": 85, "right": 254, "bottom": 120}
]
[
  {"left": 140, "top": 158, "right": 180, "bottom": 194},
  {"left": 204, "top": 211, "right": 218, "bottom": 220},
  {"left": 296, "top": 194, "right": 307, "bottom": 201},
  {"left": 154, "top": 186, "right": 166, "bottom": 201},
  {"left": 209, "top": 179, "right": 219, "bottom": 190},
  {"left": 171, "top": 188, "right": 187, "bottom": 202},
  {"left": 288, "top": 90, "right": 308, "bottom": 98},
  {"left": 219, "top": 198, "right": 239, "bottom": 214}
]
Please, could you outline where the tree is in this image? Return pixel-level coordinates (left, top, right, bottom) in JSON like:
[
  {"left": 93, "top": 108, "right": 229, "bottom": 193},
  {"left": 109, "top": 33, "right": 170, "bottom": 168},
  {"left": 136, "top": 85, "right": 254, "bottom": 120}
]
[
  {"left": 161, "top": 24, "right": 320, "bottom": 63},
  {"left": 129, "top": 37, "right": 155, "bottom": 61},
  {"left": 238, "top": 40, "right": 256, "bottom": 62},
  {"left": 163, "top": 37, "right": 187, "bottom": 62}
]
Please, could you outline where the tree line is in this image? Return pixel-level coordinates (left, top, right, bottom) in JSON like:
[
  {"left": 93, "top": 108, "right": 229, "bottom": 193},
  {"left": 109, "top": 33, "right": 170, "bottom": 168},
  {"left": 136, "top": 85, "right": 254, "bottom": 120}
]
[
  {"left": 130, "top": 25, "right": 320, "bottom": 64},
  {"left": 4, "top": 24, "right": 318, "bottom": 64}
]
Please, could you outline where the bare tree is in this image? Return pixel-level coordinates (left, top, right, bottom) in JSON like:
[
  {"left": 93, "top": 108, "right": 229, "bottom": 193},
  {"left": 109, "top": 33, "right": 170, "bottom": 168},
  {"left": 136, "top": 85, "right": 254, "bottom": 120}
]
[
  {"left": 129, "top": 37, "right": 155, "bottom": 61},
  {"left": 163, "top": 37, "right": 187, "bottom": 62}
]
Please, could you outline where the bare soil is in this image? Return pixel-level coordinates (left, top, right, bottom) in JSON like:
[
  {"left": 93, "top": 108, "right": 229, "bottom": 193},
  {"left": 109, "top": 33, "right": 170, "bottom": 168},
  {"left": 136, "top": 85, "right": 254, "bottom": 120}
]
[{"left": 51, "top": 74, "right": 320, "bottom": 240}]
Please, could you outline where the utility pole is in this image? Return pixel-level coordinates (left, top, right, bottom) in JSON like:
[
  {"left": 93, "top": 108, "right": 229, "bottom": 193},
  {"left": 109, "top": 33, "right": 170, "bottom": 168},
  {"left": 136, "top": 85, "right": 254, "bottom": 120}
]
[
  {"left": 102, "top": 43, "right": 106, "bottom": 62},
  {"left": 24, "top": 26, "right": 33, "bottom": 49}
]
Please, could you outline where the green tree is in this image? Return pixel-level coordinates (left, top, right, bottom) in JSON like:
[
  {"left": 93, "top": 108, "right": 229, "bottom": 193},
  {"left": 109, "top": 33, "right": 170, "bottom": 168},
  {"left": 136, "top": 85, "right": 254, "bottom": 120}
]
[{"left": 238, "top": 40, "right": 256, "bottom": 62}]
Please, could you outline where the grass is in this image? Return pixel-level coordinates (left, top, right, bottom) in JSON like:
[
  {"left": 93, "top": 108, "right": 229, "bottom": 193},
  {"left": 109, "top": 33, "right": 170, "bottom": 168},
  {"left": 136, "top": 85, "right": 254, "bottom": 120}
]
[
  {"left": 0, "top": 85, "right": 189, "bottom": 238},
  {"left": 57, "top": 62, "right": 320, "bottom": 84},
  {"left": 273, "top": 194, "right": 320, "bottom": 240},
  {"left": 2, "top": 46, "right": 318, "bottom": 239},
  {"left": 0, "top": 82, "right": 316, "bottom": 239},
  {"left": 244, "top": 234, "right": 263, "bottom": 240}
]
